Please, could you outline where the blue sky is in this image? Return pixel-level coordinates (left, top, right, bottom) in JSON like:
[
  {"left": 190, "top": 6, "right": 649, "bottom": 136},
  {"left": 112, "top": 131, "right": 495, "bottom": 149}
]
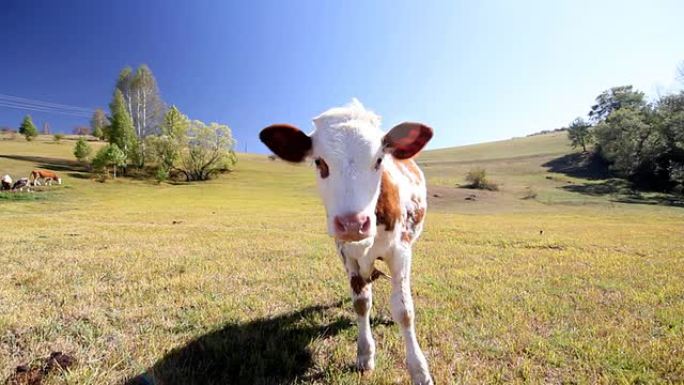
[{"left": 0, "top": 0, "right": 682, "bottom": 152}]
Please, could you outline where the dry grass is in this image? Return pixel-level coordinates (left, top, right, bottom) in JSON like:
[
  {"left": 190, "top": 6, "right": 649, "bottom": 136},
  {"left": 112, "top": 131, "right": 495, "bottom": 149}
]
[{"left": 1, "top": 135, "right": 683, "bottom": 384}]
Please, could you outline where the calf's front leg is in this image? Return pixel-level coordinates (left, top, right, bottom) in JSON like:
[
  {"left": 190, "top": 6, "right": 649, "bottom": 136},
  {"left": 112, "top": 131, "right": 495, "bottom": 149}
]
[
  {"left": 342, "top": 252, "right": 376, "bottom": 372},
  {"left": 388, "top": 247, "right": 433, "bottom": 385}
]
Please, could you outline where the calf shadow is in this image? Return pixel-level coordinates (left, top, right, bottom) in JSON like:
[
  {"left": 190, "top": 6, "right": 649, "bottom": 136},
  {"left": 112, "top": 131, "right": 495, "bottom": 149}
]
[{"left": 123, "top": 301, "right": 352, "bottom": 385}]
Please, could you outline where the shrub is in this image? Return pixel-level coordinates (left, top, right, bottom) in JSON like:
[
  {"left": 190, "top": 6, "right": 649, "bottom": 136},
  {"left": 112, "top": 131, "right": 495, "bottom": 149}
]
[
  {"left": 53, "top": 133, "right": 65, "bottom": 142},
  {"left": 92, "top": 144, "right": 126, "bottom": 178},
  {"left": 19, "top": 115, "right": 38, "bottom": 141},
  {"left": 155, "top": 167, "right": 169, "bottom": 183},
  {"left": 73, "top": 137, "right": 92, "bottom": 162},
  {"left": 464, "top": 168, "right": 499, "bottom": 191},
  {"left": 522, "top": 187, "right": 538, "bottom": 200}
]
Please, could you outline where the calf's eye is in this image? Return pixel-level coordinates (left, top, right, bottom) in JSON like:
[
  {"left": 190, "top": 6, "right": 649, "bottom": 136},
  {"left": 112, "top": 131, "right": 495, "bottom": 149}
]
[
  {"left": 315, "top": 158, "right": 329, "bottom": 179},
  {"left": 374, "top": 157, "right": 383, "bottom": 170}
]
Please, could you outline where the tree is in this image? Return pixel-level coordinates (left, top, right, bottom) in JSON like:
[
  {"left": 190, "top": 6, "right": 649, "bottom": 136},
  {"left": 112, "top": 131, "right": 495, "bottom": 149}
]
[
  {"left": 73, "top": 137, "right": 92, "bottom": 162},
  {"left": 594, "top": 107, "right": 668, "bottom": 187},
  {"left": 177, "top": 120, "right": 237, "bottom": 181},
  {"left": 116, "top": 67, "right": 134, "bottom": 117},
  {"left": 92, "top": 144, "right": 127, "bottom": 178},
  {"left": 146, "top": 106, "right": 190, "bottom": 175},
  {"left": 108, "top": 89, "right": 137, "bottom": 167},
  {"left": 19, "top": 115, "right": 38, "bottom": 141},
  {"left": 115, "top": 65, "right": 166, "bottom": 167},
  {"left": 588, "top": 85, "right": 646, "bottom": 124},
  {"left": 73, "top": 126, "right": 90, "bottom": 136},
  {"left": 161, "top": 105, "right": 189, "bottom": 139},
  {"left": 567, "top": 117, "right": 593, "bottom": 152},
  {"left": 655, "top": 91, "right": 684, "bottom": 189},
  {"left": 90, "top": 108, "right": 108, "bottom": 140}
]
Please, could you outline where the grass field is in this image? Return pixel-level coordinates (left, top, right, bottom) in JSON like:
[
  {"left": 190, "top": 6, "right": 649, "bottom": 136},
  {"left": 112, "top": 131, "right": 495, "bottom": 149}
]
[{"left": 1, "top": 133, "right": 683, "bottom": 384}]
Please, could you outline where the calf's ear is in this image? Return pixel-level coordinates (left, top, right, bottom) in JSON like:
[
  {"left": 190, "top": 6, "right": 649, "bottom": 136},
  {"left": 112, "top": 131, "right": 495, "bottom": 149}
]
[
  {"left": 383, "top": 122, "right": 433, "bottom": 159},
  {"left": 260, "top": 124, "right": 312, "bottom": 162}
]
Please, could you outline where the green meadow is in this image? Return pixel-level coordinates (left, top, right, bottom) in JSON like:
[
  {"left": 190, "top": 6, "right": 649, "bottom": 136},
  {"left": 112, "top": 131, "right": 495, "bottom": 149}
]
[{"left": 1, "top": 134, "right": 683, "bottom": 384}]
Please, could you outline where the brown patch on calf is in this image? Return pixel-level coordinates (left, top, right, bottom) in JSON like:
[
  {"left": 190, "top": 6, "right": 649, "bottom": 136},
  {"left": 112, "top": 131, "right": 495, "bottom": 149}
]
[
  {"left": 400, "top": 310, "right": 413, "bottom": 328},
  {"left": 412, "top": 207, "right": 425, "bottom": 224},
  {"left": 395, "top": 159, "right": 423, "bottom": 185},
  {"left": 350, "top": 275, "right": 366, "bottom": 295},
  {"left": 401, "top": 231, "right": 412, "bottom": 243},
  {"left": 354, "top": 298, "right": 369, "bottom": 316},
  {"left": 402, "top": 206, "right": 426, "bottom": 244},
  {"left": 31, "top": 170, "right": 58, "bottom": 179},
  {"left": 375, "top": 171, "right": 401, "bottom": 231}
]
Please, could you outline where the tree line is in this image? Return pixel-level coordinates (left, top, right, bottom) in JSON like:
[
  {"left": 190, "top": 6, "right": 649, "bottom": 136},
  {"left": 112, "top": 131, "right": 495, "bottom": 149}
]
[
  {"left": 75, "top": 65, "right": 236, "bottom": 181},
  {"left": 566, "top": 67, "right": 684, "bottom": 193}
]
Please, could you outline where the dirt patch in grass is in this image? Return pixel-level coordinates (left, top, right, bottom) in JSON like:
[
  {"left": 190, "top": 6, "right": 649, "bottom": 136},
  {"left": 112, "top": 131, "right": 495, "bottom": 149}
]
[
  {"left": 5, "top": 352, "right": 76, "bottom": 385},
  {"left": 427, "top": 185, "right": 498, "bottom": 208}
]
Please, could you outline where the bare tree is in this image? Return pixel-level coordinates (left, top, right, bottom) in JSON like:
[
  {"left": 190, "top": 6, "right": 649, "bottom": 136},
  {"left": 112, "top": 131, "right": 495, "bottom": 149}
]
[
  {"left": 116, "top": 67, "right": 134, "bottom": 118},
  {"left": 115, "top": 65, "right": 166, "bottom": 167},
  {"left": 90, "top": 108, "right": 108, "bottom": 140},
  {"left": 73, "top": 126, "right": 90, "bottom": 136}
]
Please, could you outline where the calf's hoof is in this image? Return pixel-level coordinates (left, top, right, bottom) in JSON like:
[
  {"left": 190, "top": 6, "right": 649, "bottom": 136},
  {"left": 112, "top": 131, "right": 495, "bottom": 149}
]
[
  {"left": 356, "top": 356, "right": 375, "bottom": 373},
  {"left": 408, "top": 364, "right": 433, "bottom": 385},
  {"left": 410, "top": 374, "right": 434, "bottom": 385}
]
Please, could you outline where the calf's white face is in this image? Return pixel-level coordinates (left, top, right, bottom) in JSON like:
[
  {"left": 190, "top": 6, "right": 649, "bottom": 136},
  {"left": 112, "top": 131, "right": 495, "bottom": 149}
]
[{"left": 260, "top": 100, "right": 432, "bottom": 242}]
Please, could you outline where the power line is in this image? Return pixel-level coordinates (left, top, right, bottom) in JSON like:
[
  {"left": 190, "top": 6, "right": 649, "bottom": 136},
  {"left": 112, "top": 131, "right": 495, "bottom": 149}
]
[
  {"left": 0, "top": 101, "right": 92, "bottom": 117},
  {"left": 0, "top": 93, "right": 95, "bottom": 117},
  {"left": 0, "top": 93, "right": 95, "bottom": 112}
]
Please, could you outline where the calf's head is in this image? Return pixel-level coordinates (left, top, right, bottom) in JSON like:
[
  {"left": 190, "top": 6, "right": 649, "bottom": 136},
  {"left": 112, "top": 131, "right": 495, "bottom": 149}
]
[{"left": 260, "top": 100, "right": 432, "bottom": 242}]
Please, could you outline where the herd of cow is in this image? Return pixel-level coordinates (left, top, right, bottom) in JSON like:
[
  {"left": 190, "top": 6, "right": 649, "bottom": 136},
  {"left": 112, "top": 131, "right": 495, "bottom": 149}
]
[{"left": 1, "top": 170, "right": 62, "bottom": 192}]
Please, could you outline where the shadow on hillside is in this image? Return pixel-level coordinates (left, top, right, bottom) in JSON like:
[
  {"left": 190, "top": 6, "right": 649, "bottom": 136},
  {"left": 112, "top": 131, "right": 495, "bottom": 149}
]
[
  {"left": 542, "top": 152, "right": 612, "bottom": 180},
  {"left": 0, "top": 154, "right": 88, "bottom": 173},
  {"left": 123, "top": 301, "right": 354, "bottom": 385},
  {"left": 543, "top": 152, "right": 684, "bottom": 207},
  {"left": 612, "top": 193, "right": 684, "bottom": 207},
  {"left": 66, "top": 172, "right": 92, "bottom": 179},
  {"left": 560, "top": 180, "right": 684, "bottom": 207},
  {"left": 561, "top": 178, "right": 628, "bottom": 196}
]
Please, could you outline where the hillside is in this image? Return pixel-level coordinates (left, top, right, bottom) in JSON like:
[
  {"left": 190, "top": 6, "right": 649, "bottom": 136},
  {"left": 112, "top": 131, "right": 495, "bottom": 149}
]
[{"left": 1, "top": 133, "right": 683, "bottom": 384}]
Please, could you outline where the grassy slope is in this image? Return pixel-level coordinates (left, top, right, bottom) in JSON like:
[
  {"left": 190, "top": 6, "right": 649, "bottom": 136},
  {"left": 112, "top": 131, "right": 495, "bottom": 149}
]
[{"left": 0, "top": 134, "right": 683, "bottom": 384}]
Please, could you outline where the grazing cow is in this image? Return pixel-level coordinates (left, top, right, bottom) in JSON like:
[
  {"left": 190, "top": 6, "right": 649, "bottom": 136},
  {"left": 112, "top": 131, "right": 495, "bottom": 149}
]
[
  {"left": 30, "top": 169, "right": 62, "bottom": 186},
  {"left": 1, "top": 175, "right": 12, "bottom": 191},
  {"left": 260, "top": 99, "right": 434, "bottom": 384},
  {"left": 11, "top": 177, "right": 30, "bottom": 192}
]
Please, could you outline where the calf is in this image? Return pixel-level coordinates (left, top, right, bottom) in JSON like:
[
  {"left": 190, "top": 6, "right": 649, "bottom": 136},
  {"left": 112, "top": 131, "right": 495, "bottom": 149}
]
[
  {"left": 30, "top": 169, "right": 62, "bottom": 186},
  {"left": 11, "top": 177, "right": 30, "bottom": 192},
  {"left": 260, "top": 99, "right": 434, "bottom": 384},
  {"left": 1, "top": 175, "right": 12, "bottom": 191}
]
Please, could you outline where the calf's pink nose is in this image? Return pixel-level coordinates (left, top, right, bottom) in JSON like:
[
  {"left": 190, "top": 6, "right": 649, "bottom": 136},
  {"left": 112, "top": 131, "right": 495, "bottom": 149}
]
[{"left": 334, "top": 213, "right": 371, "bottom": 240}]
